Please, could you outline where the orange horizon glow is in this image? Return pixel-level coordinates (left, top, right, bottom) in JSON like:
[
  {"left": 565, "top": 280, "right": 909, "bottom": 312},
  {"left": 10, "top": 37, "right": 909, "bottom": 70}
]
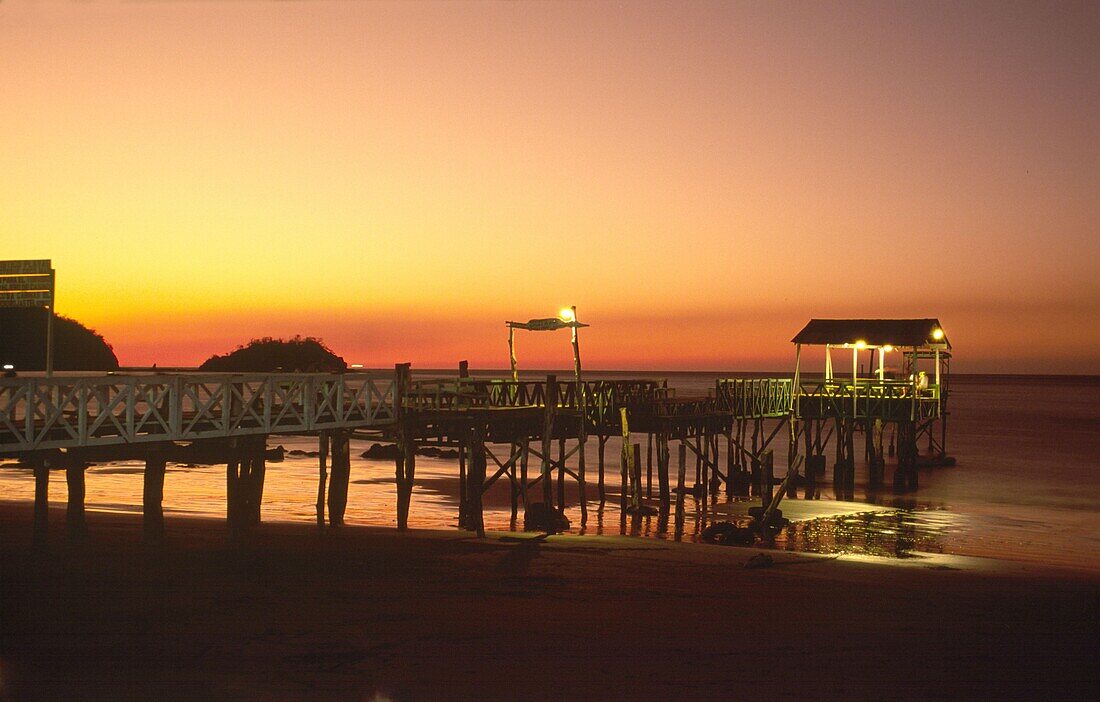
[{"left": 2, "top": 2, "right": 1098, "bottom": 375}]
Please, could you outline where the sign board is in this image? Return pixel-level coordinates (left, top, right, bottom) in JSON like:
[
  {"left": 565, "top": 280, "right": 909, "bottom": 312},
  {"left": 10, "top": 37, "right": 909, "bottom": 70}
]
[
  {"left": 0, "top": 259, "right": 52, "bottom": 275},
  {"left": 0, "top": 259, "right": 55, "bottom": 375}
]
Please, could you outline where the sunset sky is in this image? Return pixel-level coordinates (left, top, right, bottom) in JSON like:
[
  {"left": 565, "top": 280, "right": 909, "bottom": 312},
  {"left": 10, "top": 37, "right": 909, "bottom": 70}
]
[{"left": 2, "top": 1, "right": 1097, "bottom": 373}]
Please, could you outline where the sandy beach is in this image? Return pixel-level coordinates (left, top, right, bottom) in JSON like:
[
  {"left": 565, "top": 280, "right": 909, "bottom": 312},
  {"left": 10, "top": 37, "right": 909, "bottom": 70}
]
[{"left": 2, "top": 504, "right": 1097, "bottom": 701}]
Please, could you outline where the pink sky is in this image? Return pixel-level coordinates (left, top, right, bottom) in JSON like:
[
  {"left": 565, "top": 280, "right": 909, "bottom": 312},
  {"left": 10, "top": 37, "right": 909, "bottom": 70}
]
[{"left": 1, "top": 1, "right": 1097, "bottom": 373}]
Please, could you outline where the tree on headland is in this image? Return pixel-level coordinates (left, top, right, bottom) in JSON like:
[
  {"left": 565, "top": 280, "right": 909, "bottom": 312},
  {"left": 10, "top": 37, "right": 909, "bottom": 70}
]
[
  {"left": 0, "top": 308, "right": 120, "bottom": 371},
  {"left": 199, "top": 336, "right": 347, "bottom": 373}
]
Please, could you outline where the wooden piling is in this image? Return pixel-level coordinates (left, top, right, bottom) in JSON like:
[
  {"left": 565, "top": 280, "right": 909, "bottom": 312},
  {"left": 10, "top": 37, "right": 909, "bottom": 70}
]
[
  {"left": 619, "top": 408, "right": 630, "bottom": 512},
  {"left": 33, "top": 461, "right": 48, "bottom": 550},
  {"left": 143, "top": 453, "right": 167, "bottom": 539},
  {"left": 393, "top": 363, "right": 414, "bottom": 530},
  {"left": 458, "top": 441, "right": 468, "bottom": 529},
  {"left": 762, "top": 450, "right": 774, "bottom": 506},
  {"left": 576, "top": 420, "right": 588, "bottom": 525},
  {"left": 541, "top": 375, "right": 557, "bottom": 515},
  {"left": 226, "top": 453, "right": 241, "bottom": 536},
  {"left": 631, "top": 441, "right": 642, "bottom": 512},
  {"left": 468, "top": 425, "right": 487, "bottom": 537},
  {"left": 556, "top": 437, "right": 566, "bottom": 512},
  {"left": 646, "top": 433, "right": 654, "bottom": 498},
  {"left": 597, "top": 434, "right": 607, "bottom": 504},
  {"left": 657, "top": 431, "right": 670, "bottom": 506},
  {"left": 328, "top": 430, "right": 351, "bottom": 527},
  {"left": 509, "top": 440, "right": 520, "bottom": 522},
  {"left": 249, "top": 441, "right": 266, "bottom": 526},
  {"left": 316, "top": 431, "right": 328, "bottom": 527},
  {"left": 66, "top": 461, "right": 87, "bottom": 539},
  {"left": 675, "top": 441, "right": 687, "bottom": 535}
]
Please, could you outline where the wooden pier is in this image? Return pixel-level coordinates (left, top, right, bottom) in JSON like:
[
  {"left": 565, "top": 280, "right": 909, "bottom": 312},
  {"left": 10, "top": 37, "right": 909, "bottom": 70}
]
[{"left": 1, "top": 317, "right": 952, "bottom": 546}]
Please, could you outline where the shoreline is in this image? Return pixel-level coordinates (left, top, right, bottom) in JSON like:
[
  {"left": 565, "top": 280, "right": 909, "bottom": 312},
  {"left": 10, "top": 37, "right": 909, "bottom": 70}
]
[{"left": 2, "top": 504, "right": 1097, "bottom": 700}]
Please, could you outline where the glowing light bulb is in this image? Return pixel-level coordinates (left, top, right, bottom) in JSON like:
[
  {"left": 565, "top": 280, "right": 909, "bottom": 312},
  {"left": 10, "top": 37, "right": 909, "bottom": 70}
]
[
  {"left": 855, "top": 340, "right": 867, "bottom": 349},
  {"left": 883, "top": 345, "right": 893, "bottom": 352},
  {"left": 932, "top": 328, "right": 944, "bottom": 340},
  {"left": 559, "top": 307, "right": 575, "bottom": 322}
]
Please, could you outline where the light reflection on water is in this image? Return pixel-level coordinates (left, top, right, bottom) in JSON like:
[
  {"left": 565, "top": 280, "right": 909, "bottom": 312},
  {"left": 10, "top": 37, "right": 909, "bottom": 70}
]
[{"left": 1, "top": 438, "right": 963, "bottom": 562}]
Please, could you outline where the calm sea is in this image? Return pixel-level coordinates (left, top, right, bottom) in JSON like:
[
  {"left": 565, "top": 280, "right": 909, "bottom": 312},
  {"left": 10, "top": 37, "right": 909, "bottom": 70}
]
[{"left": 3, "top": 372, "right": 1098, "bottom": 571}]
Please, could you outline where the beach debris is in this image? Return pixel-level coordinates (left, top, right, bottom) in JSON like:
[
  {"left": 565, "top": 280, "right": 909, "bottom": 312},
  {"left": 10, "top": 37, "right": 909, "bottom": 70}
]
[
  {"left": 288, "top": 449, "right": 320, "bottom": 458},
  {"left": 360, "top": 443, "right": 459, "bottom": 460},
  {"left": 265, "top": 445, "right": 285, "bottom": 463},
  {"left": 625, "top": 503, "right": 660, "bottom": 516},
  {"left": 701, "top": 520, "right": 757, "bottom": 546},
  {"left": 361, "top": 443, "right": 402, "bottom": 459},
  {"left": 523, "top": 502, "right": 570, "bottom": 532},
  {"left": 744, "top": 552, "right": 774, "bottom": 569}
]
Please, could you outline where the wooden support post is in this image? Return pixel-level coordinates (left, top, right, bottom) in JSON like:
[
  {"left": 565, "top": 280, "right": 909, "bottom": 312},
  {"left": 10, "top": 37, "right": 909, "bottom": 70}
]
[
  {"left": 557, "top": 436, "right": 566, "bottom": 511},
  {"left": 577, "top": 425, "right": 588, "bottom": 526},
  {"left": 802, "top": 419, "right": 816, "bottom": 499},
  {"left": 844, "top": 419, "right": 856, "bottom": 493},
  {"left": 396, "top": 433, "right": 415, "bottom": 531},
  {"left": 328, "top": 430, "right": 351, "bottom": 527},
  {"left": 725, "top": 429, "right": 734, "bottom": 497},
  {"left": 785, "top": 421, "right": 799, "bottom": 500},
  {"left": 646, "top": 433, "right": 654, "bottom": 498},
  {"left": 597, "top": 434, "right": 607, "bottom": 505},
  {"left": 226, "top": 454, "right": 241, "bottom": 537},
  {"left": 675, "top": 442, "right": 687, "bottom": 536},
  {"left": 761, "top": 450, "right": 774, "bottom": 506},
  {"left": 694, "top": 433, "right": 702, "bottom": 489},
  {"left": 458, "top": 441, "right": 468, "bottom": 529},
  {"left": 619, "top": 408, "right": 630, "bottom": 512},
  {"left": 393, "top": 363, "right": 413, "bottom": 530},
  {"left": 468, "top": 426, "right": 487, "bottom": 537},
  {"left": 541, "top": 375, "right": 557, "bottom": 514},
  {"left": 33, "top": 462, "right": 49, "bottom": 551},
  {"left": 657, "top": 431, "right": 670, "bottom": 506},
  {"left": 894, "top": 420, "right": 918, "bottom": 493},
  {"left": 869, "top": 419, "right": 885, "bottom": 490},
  {"left": 519, "top": 438, "right": 529, "bottom": 508},
  {"left": 249, "top": 438, "right": 266, "bottom": 526},
  {"left": 509, "top": 441, "right": 519, "bottom": 522},
  {"left": 631, "top": 442, "right": 642, "bottom": 512},
  {"left": 66, "top": 461, "right": 87, "bottom": 540},
  {"left": 751, "top": 419, "right": 761, "bottom": 496},
  {"left": 143, "top": 453, "right": 167, "bottom": 540},
  {"left": 316, "top": 431, "right": 328, "bottom": 527}
]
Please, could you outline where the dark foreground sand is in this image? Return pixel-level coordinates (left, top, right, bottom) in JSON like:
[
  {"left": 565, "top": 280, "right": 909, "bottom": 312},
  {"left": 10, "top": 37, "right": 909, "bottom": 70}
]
[{"left": 2, "top": 504, "right": 1097, "bottom": 701}]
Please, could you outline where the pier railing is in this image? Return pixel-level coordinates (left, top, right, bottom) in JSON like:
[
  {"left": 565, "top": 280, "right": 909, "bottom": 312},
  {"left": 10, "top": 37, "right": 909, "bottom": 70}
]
[
  {"left": 403, "top": 378, "right": 671, "bottom": 426},
  {"left": 0, "top": 373, "right": 398, "bottom": 453},
  {"left": 794, "top": 379, "right": 941, "bottom": 420},
  {"left": 715, "top": 378, "right": 793, "bottom": 418}
]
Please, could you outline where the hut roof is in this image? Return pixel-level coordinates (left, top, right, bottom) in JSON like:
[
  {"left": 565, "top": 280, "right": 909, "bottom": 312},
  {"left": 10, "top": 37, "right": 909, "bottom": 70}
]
[{"left": 792, "top": 319, "right": 949, "bottom": 348}]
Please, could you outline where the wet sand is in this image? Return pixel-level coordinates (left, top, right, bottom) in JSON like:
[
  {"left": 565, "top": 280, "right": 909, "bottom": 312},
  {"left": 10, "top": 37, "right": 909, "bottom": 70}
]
[{"left": 2, "top": 504, "right": 1097, "bottom": 701}]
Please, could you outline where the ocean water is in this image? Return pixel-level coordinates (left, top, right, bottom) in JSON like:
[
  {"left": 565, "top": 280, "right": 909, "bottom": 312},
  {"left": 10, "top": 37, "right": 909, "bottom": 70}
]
[{"left": 3, "top": 372, "right": 1098, "bottom": 571}]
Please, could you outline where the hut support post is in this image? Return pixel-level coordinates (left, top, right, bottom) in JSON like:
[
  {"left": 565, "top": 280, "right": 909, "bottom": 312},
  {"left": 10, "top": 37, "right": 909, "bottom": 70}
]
[{"left": 33, "top": 462, "right": 49, "bottom": 551}]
